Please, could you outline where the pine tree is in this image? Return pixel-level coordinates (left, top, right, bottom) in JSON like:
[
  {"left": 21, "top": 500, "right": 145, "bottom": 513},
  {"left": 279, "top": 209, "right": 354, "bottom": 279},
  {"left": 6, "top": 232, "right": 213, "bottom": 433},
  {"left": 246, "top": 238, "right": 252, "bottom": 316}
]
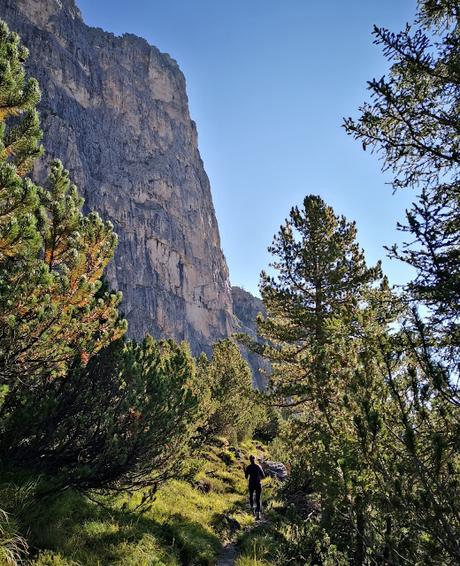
[
  {"left": 250, "top": 194, "right": 382, "bottom": 406},
  {"left": 0, "top": 22, "right": 42, "bottom": 172},
  {"left": 244, "top": 196, "right": 400, "bottom": 562},
  {"left": 1, "top": 337, "right": 203, "bottom": 493},
  {"left": 0, "top": 161, "right": 126, "bottom": 383},
  {"left": 343, "top": 0, "right": 460, "bottom": 350},
  {"left": 343, "top": 5, "right": 460, "bottom": 557},
  {"left": 242, "top": 193, "right": 460, "bottom": 562},
  {"left": 0, "top": 21, "right": 42, "bottom": 260},
  {"left": 0, "top": 21, "right": 126, "bottom": 385},
  {"left": 201, "top": 339, "right": 257, "bottom": 441}
]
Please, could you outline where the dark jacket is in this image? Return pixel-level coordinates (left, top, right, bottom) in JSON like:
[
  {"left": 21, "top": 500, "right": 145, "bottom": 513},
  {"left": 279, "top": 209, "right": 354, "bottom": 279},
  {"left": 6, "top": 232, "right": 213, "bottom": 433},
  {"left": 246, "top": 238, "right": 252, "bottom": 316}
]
[{"left": 245, "top": 463, "right": 265, "bottom": 486}]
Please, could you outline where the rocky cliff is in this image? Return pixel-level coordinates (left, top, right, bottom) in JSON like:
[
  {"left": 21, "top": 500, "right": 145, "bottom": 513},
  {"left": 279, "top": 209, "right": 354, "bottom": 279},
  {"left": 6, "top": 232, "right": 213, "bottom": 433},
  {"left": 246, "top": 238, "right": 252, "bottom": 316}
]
[
  {"left": 231, "top": 286, "right": 269, "bottom": 390},
  {"left": 1, "top": 0, "right": 234, "bottom": 354}
]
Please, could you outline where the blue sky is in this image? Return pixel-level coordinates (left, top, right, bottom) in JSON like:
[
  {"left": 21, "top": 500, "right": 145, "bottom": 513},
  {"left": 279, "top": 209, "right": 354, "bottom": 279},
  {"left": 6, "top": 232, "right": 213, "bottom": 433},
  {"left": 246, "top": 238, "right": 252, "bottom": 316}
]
[{"left": 78, "top": 0, "right": 418, "bottom": 297}]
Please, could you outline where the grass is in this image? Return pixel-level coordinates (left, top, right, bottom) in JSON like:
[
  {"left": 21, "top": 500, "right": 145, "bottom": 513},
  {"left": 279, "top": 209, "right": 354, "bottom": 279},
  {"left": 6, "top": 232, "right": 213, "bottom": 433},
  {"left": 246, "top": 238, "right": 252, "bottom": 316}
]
[
  {"left": 0, "top": 439, "right": 267, "bottom": 566},
  {"left": 235, "top": 529, "right": 279, "bottom": 566},
  {"left": 0, "top": 508, "right": 28, "bottom": 566},
  {"left": 232, "top": 480, "right": 287, "bottom": 566},
  {"left": 235, "top": 557, "right": 271, "bottom": 566}
]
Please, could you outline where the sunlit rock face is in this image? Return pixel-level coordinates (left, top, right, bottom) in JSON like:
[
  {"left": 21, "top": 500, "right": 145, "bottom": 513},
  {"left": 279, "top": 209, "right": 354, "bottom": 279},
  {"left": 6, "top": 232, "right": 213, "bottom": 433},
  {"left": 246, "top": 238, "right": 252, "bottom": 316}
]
[{"left": 1, "top": 0, "right": 234, "bottom": 354}]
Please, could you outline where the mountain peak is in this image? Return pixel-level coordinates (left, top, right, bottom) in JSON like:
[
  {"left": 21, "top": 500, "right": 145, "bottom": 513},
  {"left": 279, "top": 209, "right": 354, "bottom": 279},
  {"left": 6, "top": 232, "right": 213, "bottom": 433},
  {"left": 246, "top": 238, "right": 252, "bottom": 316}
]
[
  {"left": 11, "top": 0, "right": 82, "bottom": 26},
  {"left": 56, "top": 0, "right": 82, "bottom": 20}
]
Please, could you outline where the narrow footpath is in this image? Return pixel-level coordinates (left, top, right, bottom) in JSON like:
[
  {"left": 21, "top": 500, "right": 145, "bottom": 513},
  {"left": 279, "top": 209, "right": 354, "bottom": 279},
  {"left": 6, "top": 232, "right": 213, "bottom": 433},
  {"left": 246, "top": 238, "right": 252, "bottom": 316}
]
[
  {"left": 216, "top": 516, "right": 270, "bottom": 566},
  {"left": 216, "top": 542, "right": 238, "bottom": 566}
]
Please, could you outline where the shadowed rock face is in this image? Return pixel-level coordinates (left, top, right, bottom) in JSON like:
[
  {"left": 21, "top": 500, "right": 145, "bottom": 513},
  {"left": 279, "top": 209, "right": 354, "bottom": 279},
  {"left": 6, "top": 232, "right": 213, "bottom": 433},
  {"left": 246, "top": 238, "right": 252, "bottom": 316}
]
[{"left": 1, "top": 0, "right": 234, "bottom": 355}]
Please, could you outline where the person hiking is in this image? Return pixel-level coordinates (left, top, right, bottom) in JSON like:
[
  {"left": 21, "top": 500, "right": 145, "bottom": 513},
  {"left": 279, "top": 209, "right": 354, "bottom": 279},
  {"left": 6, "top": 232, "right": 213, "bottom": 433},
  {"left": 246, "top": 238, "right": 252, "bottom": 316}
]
[{"left": 245, "top": 455, "right": 265, "bottom": 519}]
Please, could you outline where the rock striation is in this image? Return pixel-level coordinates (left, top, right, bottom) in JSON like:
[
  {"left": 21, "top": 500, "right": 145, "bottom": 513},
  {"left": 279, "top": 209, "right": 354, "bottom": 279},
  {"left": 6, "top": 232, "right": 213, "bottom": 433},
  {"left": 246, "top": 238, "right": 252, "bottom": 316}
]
[{"left": 1, "top": 0, "right": 234, "bottom": 354}]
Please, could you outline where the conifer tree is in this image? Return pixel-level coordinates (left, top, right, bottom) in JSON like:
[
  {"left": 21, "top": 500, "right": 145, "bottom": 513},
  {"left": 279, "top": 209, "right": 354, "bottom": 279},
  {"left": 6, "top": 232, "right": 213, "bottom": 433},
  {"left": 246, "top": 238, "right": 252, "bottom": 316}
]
[
  {"left": 201, "top": 339, "right": 256, "bottom": 441},
  {"left": 257, "top": 196, "right": 460, "bottom": 562},
  {"left": 344, "top": 0, "right": 460, "bottom": 350},
  {"left": 244, "top": 196, "right": 396, "bottom": 562},
  {"left": 1, "top": 337, "right": 203, "bottom": 493},
  {"left": 0, "top": 21, "right": 42, "bottom": 260},
  {"left": 0, "top": 21, "right": 126, "bottom": 385},
  {"left": 250, "top": 194, "right": 382, "bottom": 406},
  {"left": 0, "top": 161, "right": 126, "bottom": 384},
  {"left": 343, "top": 5, "right": 460, "bottom": 558}
]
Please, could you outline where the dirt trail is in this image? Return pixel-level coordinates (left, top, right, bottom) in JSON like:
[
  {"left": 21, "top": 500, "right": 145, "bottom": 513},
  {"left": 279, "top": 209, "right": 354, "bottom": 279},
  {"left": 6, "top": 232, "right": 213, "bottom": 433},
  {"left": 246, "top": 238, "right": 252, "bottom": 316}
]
[
  {"left": 216, "top": 516, "right": 269, "bottom": 566},
  {"left": 216, "top": 542, "right": 238, "bottom": 566}
]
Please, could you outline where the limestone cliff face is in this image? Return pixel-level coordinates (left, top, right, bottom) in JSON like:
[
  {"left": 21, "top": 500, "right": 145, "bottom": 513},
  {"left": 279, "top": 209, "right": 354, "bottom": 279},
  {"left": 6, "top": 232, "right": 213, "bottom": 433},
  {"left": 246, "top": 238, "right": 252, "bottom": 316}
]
[{"left": 1, "top": 0, "right": 234, "bottom": 354}]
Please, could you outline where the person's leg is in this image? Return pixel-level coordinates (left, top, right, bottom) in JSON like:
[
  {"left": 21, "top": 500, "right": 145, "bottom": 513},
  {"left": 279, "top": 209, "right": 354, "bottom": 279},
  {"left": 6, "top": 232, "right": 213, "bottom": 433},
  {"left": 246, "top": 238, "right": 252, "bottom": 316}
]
[
  {"left": 249, "top": 485, "right": 255, "bottom": 512},
  {"left": 255, "top": 485, "right": 262, "bottom": 517}
]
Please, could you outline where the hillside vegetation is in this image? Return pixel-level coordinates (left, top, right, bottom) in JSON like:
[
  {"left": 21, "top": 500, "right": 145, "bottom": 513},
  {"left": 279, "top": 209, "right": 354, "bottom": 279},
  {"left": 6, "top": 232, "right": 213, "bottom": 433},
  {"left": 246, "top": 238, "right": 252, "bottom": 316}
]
[
  {"left": 2, "top": 0, "right": 460, "bottom": 563},
  {"left": 1, "top": 439, "right": 269, "bottom": 566}
]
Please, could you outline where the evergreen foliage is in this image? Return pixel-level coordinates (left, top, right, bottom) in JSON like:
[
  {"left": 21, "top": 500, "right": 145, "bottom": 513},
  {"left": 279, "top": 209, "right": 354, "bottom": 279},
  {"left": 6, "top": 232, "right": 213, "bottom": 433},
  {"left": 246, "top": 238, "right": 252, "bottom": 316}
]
[
  {"left": 0, "top": 21, "right": 41, "bottom": 262},
  {"left": 1, "top": 337, "right": 203, "bottom": 493},
  {"left": 0, "top": 21, "right": 42, "bottom": 175},
  {"left": 243, "top": 195, "right": 400, "bottom": 562},
  {"left": 1, "top": 160, "right": 126, "bottom": 385},
  {"left": 246, "top": 194, "right": 382, "bottom": 406},
  {"left": 344, "top": 0, "right": 460, "bottom": 351},
  {"left": 340, "top": 3, "right": 460, "bottom": 558},
  {"left": 199, "top": 339, "right": 258, "bottom": 442},
  {"left": 0, "top": 22, "right": 126, "bottom": 387},
  {"left": 246, "top": 191, "right": 460, "bottom": 562}
]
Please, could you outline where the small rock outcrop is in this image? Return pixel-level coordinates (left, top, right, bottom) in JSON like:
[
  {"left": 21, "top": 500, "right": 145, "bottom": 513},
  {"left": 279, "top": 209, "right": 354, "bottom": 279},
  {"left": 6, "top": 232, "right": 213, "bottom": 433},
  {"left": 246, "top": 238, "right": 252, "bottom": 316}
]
[{"left": 1, "top": 0, "right": 233, "bottom": 355}]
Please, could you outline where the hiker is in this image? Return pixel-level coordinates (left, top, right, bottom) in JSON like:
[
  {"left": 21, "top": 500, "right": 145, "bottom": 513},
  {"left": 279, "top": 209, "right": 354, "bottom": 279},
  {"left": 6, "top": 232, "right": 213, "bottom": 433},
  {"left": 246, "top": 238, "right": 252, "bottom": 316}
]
[{"left": 245, "top": 455, "right": 265, "bottom": 518}]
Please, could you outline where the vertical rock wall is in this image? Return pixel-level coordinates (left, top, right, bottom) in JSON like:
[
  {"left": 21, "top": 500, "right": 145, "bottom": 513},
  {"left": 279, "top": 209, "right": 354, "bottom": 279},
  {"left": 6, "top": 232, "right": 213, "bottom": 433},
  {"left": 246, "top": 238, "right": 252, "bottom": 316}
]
[{"left": 1, "top": 0, "right": 234, "bottom": 354}]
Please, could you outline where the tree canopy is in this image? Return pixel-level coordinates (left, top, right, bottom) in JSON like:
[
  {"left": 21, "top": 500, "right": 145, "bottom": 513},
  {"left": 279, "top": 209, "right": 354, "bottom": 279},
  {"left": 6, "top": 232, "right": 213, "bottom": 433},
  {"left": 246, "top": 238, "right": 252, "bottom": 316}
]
[{"left": 344, "top": 0, "right": 460, "bottom": 350}]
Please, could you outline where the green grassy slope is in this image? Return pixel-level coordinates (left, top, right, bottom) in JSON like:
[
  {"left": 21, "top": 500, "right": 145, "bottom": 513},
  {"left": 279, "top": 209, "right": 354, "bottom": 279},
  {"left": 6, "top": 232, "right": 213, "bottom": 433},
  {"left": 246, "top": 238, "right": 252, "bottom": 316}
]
[{"left": 2, "top": 439, "right": 271, "bottom": 566}]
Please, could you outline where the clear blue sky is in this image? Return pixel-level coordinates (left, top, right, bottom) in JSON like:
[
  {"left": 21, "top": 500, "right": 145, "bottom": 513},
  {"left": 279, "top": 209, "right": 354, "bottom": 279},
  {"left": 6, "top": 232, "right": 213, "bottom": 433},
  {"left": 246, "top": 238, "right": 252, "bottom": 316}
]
[{"left": 78, "top": 0, "right": 418, "bottom": 297}]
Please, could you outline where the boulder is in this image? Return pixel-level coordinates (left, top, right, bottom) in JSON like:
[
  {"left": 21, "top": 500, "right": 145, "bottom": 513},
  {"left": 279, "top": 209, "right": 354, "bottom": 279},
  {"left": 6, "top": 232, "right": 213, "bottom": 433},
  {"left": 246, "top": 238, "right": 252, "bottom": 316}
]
[{"left": 261, "top": 459, "right": 288, "bottom": 481}]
